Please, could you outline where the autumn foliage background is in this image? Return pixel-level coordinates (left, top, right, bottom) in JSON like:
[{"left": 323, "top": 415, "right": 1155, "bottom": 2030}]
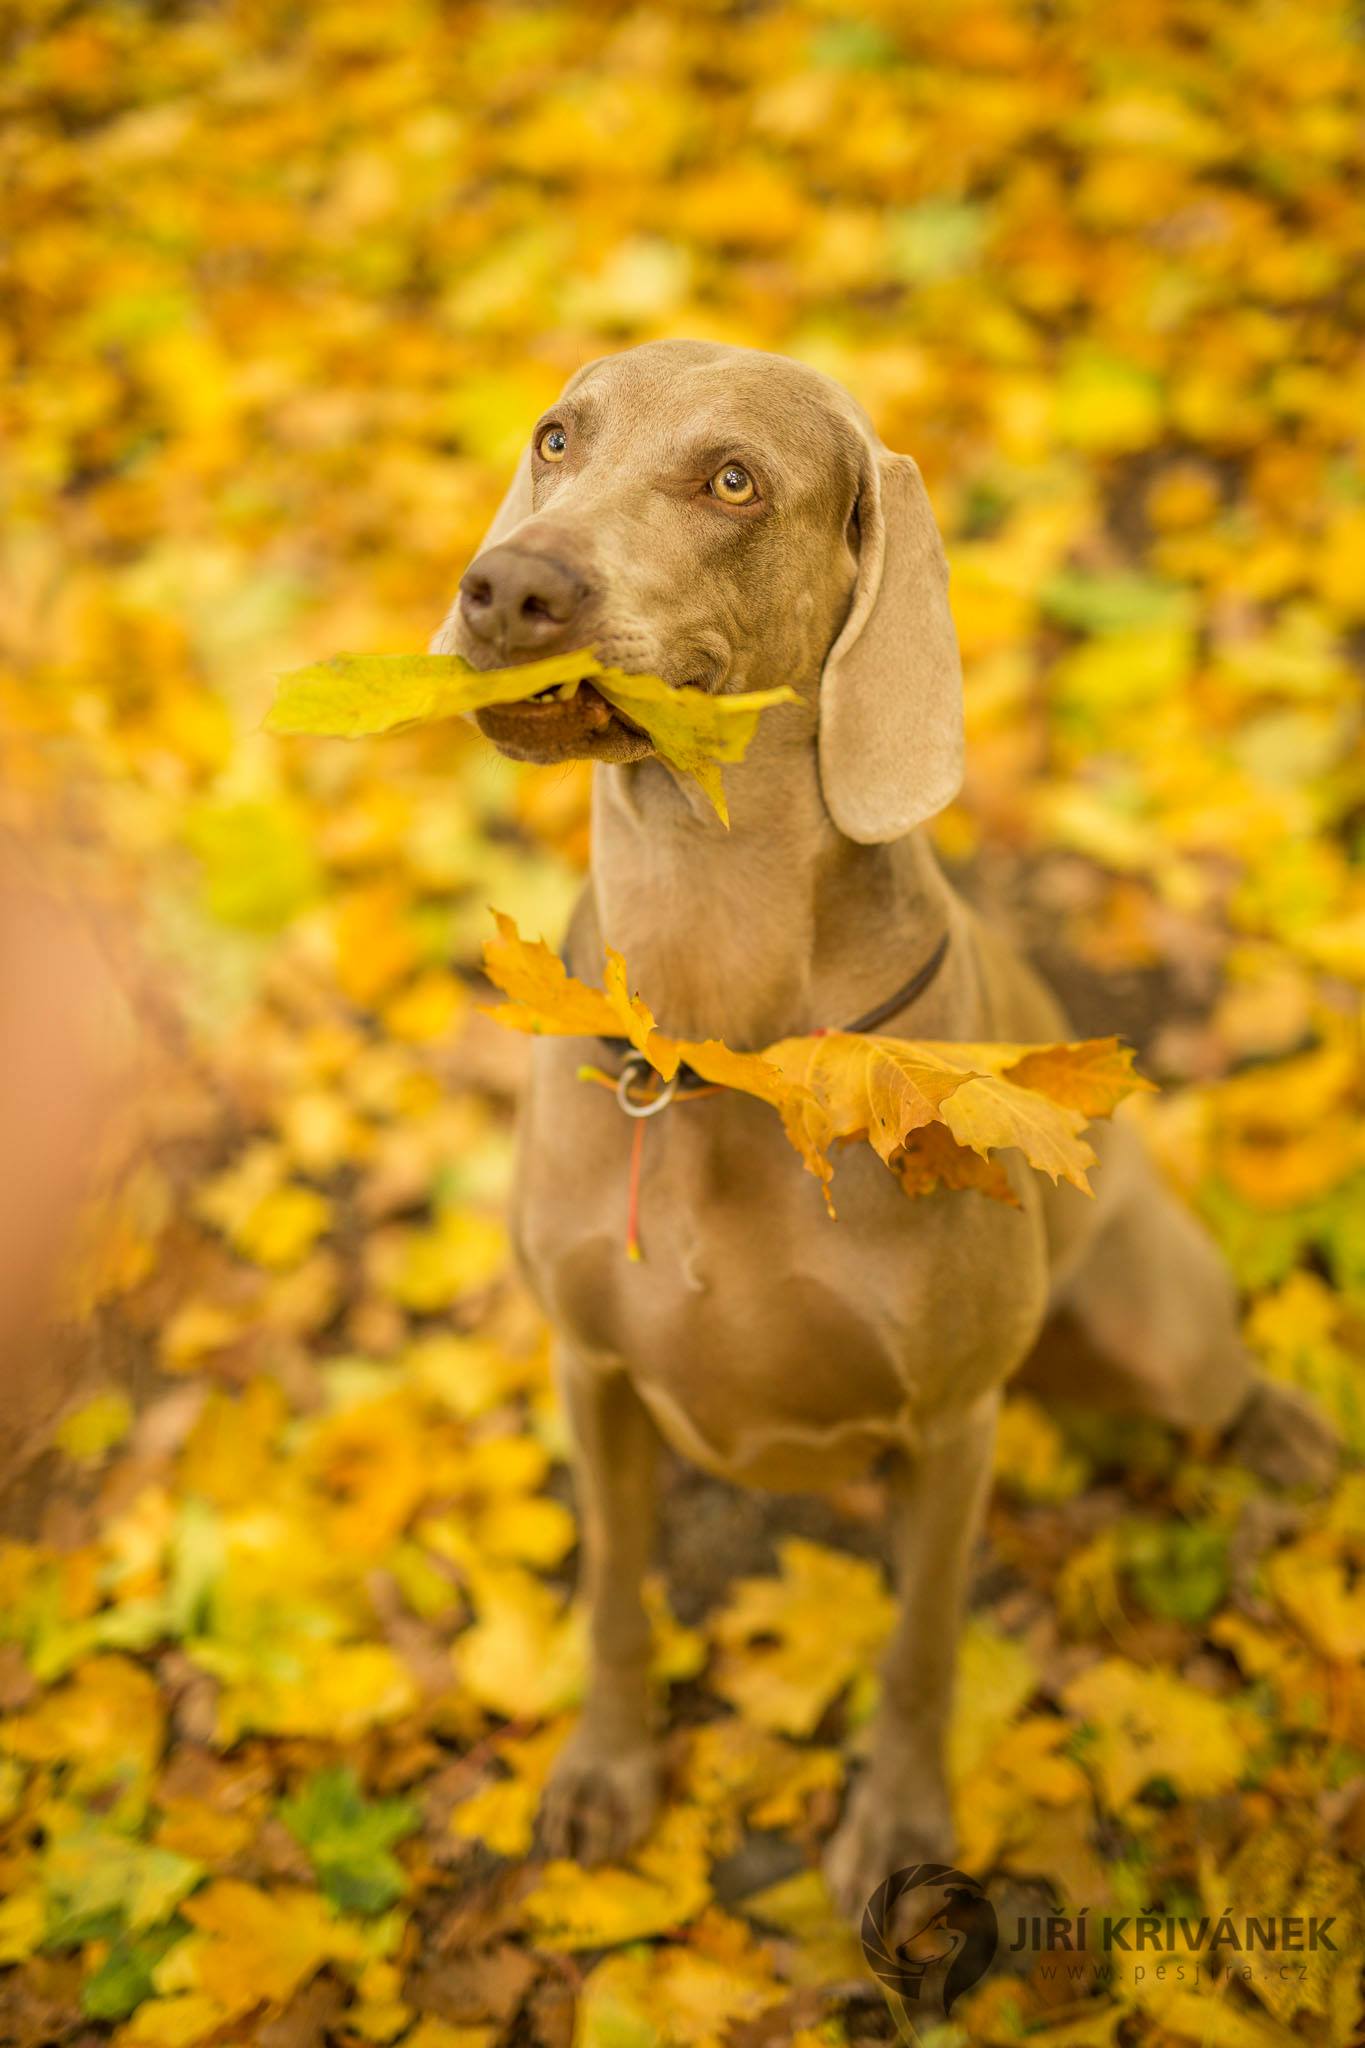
[{"left": 2, "top": 3, "right": 1364, "bottom": 2045}]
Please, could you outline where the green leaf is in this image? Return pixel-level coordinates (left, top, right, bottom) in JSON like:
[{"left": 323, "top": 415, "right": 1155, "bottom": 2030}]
[
  {"left": 809, "top": 19, "right": 900, "bottom": 68},
  {"left": 183, "top": 798, "right": 323, "bottom": 932},
  {"left": 81, "top": 1921, "right": 187, "bottom": 2021},
  {"left": 1323, "top": 1175, "right": 1365, "bottom": 1304},
  {"left": 278, "top": 1765, "right": 419, "bottom": 1914},
  {"left": 42, "top": 1822, "right": 202, "bottom": 1950},
  {"left": 1122, "top": 1520, "right": 1229, "bottom": 1624},
  {"left": 888, "top": 200, "right": 987, "bottom": 284},
  {"left": 1041, "top": 569, "right": 1195, "bottom": 636},
  {"left": 1196, "top": 1180, "right": 1320, "bottom": 1292}
]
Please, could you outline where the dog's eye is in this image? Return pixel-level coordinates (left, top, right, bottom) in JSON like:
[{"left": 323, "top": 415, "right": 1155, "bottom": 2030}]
[
  {"left": 537, "top": 425, "right": 568, "bottom": 463},
  {"left": 710, "top": 463, "right": 757, "bottom": 505}
]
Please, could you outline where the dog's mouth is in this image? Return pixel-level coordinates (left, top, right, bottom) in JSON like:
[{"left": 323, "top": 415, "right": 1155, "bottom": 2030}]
[{"left": 474, "top": 674, "right": 655, "bottom": 767}]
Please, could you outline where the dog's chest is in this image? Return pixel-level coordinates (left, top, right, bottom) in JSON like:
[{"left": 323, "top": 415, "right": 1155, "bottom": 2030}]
[{"left": 512, "top": 1042, "right": 1049, "bottom": 1487}]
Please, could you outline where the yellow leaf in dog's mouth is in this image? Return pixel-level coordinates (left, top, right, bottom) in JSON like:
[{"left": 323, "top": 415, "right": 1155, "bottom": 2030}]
[{"left": 265, "top": 650, "right": 797, "bottom": 821}]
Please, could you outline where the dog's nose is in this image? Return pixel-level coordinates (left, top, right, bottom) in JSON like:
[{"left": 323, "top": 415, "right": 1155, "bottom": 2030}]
[{"left": 458, "top": 546, "right": 590, "bottom": 657}]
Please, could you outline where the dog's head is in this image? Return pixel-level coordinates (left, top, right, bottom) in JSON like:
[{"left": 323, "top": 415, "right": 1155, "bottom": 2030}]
[{"left": 433, "top": 339, "right": 962, "bottom": 842}]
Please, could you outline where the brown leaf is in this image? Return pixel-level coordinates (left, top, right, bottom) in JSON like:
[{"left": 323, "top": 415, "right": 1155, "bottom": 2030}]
[{"left": 407, "top": 1944, "right": 537, "bottom": 2024}]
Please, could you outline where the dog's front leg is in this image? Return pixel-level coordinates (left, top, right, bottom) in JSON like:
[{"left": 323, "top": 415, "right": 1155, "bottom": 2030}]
[
  {"left": 538, "top": 1352, "right": 663, "bottom": 1864},
  {"left": 824, "top": 1391, "right": 999, "bottom": 1919}
]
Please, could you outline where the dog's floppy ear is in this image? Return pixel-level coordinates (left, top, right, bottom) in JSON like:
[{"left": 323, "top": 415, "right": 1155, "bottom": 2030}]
[
  {"left": 817, "top": 448, "right": 964, "bottom": 844},
  {"left": 429, "top": 445, "right": 535, "bottom": 652}
]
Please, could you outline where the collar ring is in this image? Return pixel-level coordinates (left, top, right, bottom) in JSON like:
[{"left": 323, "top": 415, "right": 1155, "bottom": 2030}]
[{"left": 616, "top": 1055, "right": 679, "bottom": 1119}]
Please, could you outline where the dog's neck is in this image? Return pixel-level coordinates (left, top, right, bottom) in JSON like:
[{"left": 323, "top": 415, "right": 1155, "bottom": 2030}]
[{"left": 585, "top": 719, "right": 956, "bottom": 1048}]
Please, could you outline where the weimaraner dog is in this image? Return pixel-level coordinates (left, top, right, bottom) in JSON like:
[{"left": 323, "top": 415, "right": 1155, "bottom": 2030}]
[{"left": 434, "top": 340, "right": 1334, "bottom": 1916}]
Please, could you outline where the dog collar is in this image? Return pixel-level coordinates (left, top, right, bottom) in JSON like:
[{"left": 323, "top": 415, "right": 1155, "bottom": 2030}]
[
  {"left": 565, "top": 929, "right": 951, "bottom": 1258},
  {"left": 599, "top": 927, "right": 953, "bottom": 1117}
]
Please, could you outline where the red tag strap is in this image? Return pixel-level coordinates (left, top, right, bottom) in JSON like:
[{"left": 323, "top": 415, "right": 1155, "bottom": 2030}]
[{"left": 625, "top": 1118, "right": 646, "bottom": 1264}]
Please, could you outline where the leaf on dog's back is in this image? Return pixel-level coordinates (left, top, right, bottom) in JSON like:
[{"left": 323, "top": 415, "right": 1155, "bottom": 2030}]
[
  {"left": 481, "top": 912, "right": 621, "bottom": 1039},
  {"left": 895, "top": 1121, "right": 1018, "bottom": 1204},
  {"left": 1004, "top": 1036, "right": 1153, "bottom": 1117},
  {"left": 481, "top": 916, "right": 1147, "bottom": 1209},
  {"left": 765, "top": 1031, "right": 982, "bottom": 1165},
  {"left": 482, "top": 917, "right": 833, "bottom": 1189},
  {"left": 927, "top": 1035, "right": 1154, "bottom": 1118},
  {"left": 602, "top": 946, "right": 664, "bottom": 1062},
  {"left": 941, "top": 1072, "right": 1097, "bottom": 1192}
]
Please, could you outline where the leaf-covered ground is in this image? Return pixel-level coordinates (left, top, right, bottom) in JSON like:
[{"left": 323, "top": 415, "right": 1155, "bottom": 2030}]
[{"left": 2, "top": 3, "right": 1363, "bottom": 2044}]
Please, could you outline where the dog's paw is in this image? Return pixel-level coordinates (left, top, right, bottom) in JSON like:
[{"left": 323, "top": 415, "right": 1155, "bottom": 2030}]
[
  {"left": 538, "top": 1735, "right": 660, "bottom": 1866},
  {"left": 1228, "top": 1378, "right": 1340, "bottom": 1491},
  {"left": 823, "top": 1775, "right": 955, "bottom": 1924}
]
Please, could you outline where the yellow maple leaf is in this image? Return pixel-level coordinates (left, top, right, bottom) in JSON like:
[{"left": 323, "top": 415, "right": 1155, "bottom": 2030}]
[
  {"left": 2, "top": 1655, "right": 164, "bottom": 1807},
  {"left": 450, "top": 1724, "right": 570, "bottom": 1858},
  {"left": 405, "top": 2024, "right": 497, "bottom": 2048},
  {"left": 582, "top": 667, "right": 800, "bottom": 825},
  {"left": 947, "top": 1620, "right": 1041, "bottom": 1783},
  {"left": 956, "top": 1716, "right": 1091, "bottom": 1874},
  {"left": 573, "top": 1912, "right": 786, "bottom": 2045},
  {"left": 738, "top": 1870, "right": 868, "bottom": 1990},
  {"left": 709, "top": 1537, "right": 896, "bottom": 1736},
  {"left": 482, "top": 912, "right": 622, "bottom": 1042},
  {"left": 164, "top": 1879, "right": 365, "bottom": 2011},
  {"left": 1267, "top": 1538, "right": 1365, "bottom": 1664},
  {"left": 452, "top": 1559, "right": 585, "bottom": 1720},
  {"left": 763, "top": 1031, "right": 981, "bottom": 1164},
  {"left": 54, "top": 1390, "right": 135, "bottom": 1462},
  {"left": 350, "top": 1956, "right": 410, "bottom": 2043},
  {"left": 483, "top": 917, "right": 1145, "bottom": 1208},
  {"left": 159, "top": 1298, "right": 246, "bottom": 1373},
  {"left": 194, "top": 1143, "right": 331, "bottom": 1270},
  {"left": 938, "top": 1071, "right": 1095, "bottom": 1192},
  {"left": 482, "top": 913, "right": 817, "bottom": 1167},
  {"left": 993, "top": 1394, "right": 1091, "bottom": 1504},
  {"left": 267, "top": 651, "right": 795, "bottom": 823},
  {"left": 266, "top": 651, "right": 566, "bottom": 737},
  {"left": 116, "top": 1990, "right": 231, "bottom": 2048},
  {"left": 211, "top": 1640, "right": 417, "bottom": 1746},
  {"left": 1062, "top": 1659, "right": 1251, "bottom": 1809},
  {"left": 522, "top": 1803, "right": 713, "bottom": 1950},
  {"left": 679, "top": 1719, "right": 843, "bottom": 1849},
  {"left": 965, "top": 1036, "right": 1153, "bottom": 1117},
  {"left": 370, "top": 1209, "right": 507, "bottom": 1311},
  {"left": 0, "top": 1891, "right": 44, "bottom": 1968}
]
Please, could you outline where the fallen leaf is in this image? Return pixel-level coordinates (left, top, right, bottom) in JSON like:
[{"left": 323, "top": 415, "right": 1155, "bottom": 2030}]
[
  {"left": 574, "top": 1917, "right": 785, "bottom": 2046},
  {"left": 709, "top": 1538, "right": 896, "bottom": 1737},
  {"left": 278, "top": 1765, "right": 419, "bottom": 1914},
  {"left": 41, "top": 1817, "right": 202, "bottom": 1947},
  {"left": 523, "top": 1804, "right": 713, "bottom": 1949},
  {"left": 169, "top": 1879, "right": 365, "bottom": 2009},
  {"left": 1062, "top": 1659, "right": 1252, "bottom": 1808}
]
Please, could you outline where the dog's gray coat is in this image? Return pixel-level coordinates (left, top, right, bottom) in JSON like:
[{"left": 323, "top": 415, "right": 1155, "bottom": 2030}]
[{"left": 435, "top": 340, "right": 1333, "bottom": 1911}]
